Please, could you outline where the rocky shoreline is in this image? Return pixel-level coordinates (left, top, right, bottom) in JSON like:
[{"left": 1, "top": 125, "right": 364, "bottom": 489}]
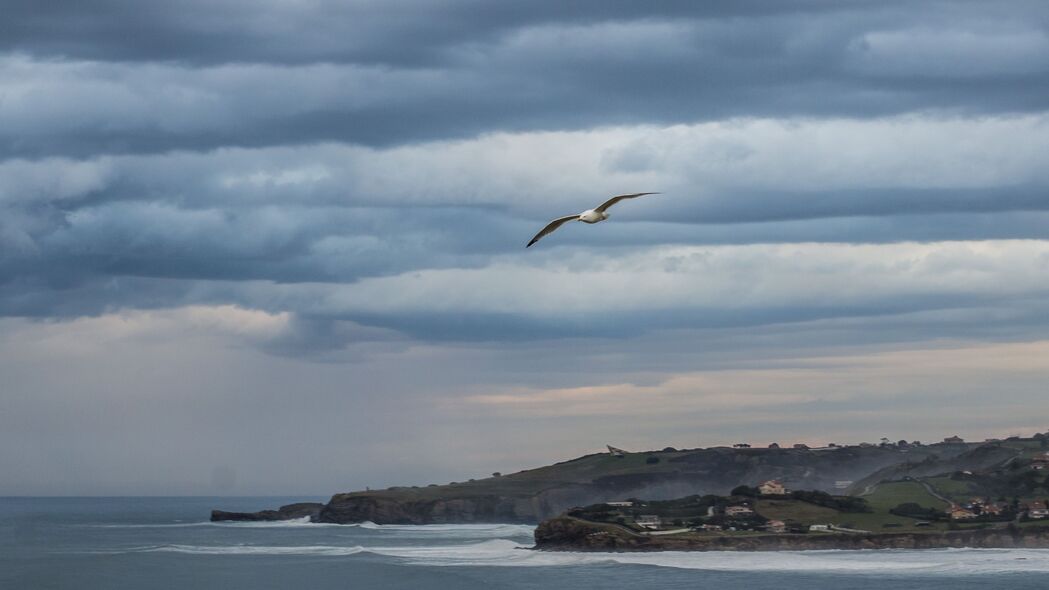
[
  {"left": 533, "top": 516, "right": 1049, "bottom": 552},
  {"left": 210, "top": 502, "right": 323, "bottom": 522}
]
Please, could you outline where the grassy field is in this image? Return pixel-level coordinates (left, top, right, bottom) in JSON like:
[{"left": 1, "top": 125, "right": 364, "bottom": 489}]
[
  {"left": 835, "top": 481, "right": 950, "bottom": 531},
  {"left": 755, "top": 499, "right": 839, "bottom": 523},
  {"left": 923, "top": 476, "right": 976, "bottom": 500}
]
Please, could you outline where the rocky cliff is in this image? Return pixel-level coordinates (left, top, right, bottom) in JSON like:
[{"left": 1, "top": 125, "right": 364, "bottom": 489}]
[
  {"left": 210, "top": 502, "right": 323, "bottom": 522},
  {"left": 533, "top": 516, "right": 1049, "bottom": 552}
]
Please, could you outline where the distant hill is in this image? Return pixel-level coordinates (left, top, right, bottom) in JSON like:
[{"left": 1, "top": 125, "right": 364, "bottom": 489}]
[
  {"left": 316, "top": 440, "right": 1006, "bottom": 524},
  {"left": 533, "top": 441, "right": 1049, "bottom": 551},
  {"left": 213, "top": 434, "right": 1049, "bottom": 524}
]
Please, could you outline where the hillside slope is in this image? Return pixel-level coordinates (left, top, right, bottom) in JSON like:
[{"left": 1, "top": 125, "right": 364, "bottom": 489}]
[{"left": 316, "top": 443, "right": 973, "bottom": 523}]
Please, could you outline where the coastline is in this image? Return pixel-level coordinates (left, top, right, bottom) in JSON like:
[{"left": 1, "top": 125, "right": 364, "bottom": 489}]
[{"left": 533, "top": 516, "right": 1049, "bottom": 552}]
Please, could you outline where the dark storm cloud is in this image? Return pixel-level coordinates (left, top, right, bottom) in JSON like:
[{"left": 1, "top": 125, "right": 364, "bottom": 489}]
[
  {"left": 0, "top": 0, "right": 912, "bottom": 65},
  {"left": 3, "top": 1, "right": 1049, "bottom": 157},
  {"left": 3, "top": 0, "right": 1049, "bottom": 346}
]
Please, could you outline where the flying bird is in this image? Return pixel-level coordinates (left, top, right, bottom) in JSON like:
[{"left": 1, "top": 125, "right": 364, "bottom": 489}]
[{"left": 526, "top": 192, "right": 660, "bottom": 248}]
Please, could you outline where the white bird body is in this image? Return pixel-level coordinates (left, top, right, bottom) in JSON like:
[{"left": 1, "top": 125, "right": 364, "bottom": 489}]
[
  {"left": 526, "top": 192, "right": 658, "bottom": 247},
  {"left": 578, "top": 209, "right": 607, "bottom": 223}
]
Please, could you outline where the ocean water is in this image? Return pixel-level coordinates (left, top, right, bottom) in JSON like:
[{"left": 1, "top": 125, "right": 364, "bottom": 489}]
[{"left": 2, "top": 497, "right": 1048, "bottom": 589}]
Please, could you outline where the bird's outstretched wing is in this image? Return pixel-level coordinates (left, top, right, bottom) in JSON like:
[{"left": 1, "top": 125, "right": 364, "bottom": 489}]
[
  {"left": 594, "top": 192, "right": 660, "bottom": 213},
  {"left": 526, "top": 214, "right": 580, "bottom": 247}
]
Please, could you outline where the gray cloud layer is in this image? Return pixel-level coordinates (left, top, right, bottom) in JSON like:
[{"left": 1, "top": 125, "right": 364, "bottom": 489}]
[
  {"left": 4, "top": 2, "right": 1049, "bottom": 157},
  {"left": 3, "top": 1, "right": 1049, "bottom": 493}
]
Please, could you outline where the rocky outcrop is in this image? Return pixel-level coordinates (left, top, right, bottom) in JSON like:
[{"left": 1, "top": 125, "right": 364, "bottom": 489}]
[
  {"left": 534, "top": 516, "right": 1049, "bottom": 552},
  {"left": 210, "top": 502, "right": 323, "bottom": 522},
  {"left": 317, "top": 494, "right": 536, "bottom": 524}
]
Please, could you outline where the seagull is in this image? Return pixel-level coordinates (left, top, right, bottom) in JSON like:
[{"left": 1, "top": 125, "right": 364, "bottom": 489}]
[{"left": 526, "top": 192, "right": 659, "bottom": 248}]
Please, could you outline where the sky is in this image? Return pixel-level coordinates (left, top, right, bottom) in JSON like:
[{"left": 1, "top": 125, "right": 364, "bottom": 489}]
[{"left": 2, "top": 0, "right": 1049, "bottom": 496}]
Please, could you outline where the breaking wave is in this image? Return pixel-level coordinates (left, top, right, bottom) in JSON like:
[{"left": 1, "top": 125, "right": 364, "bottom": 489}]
[
  {"left": 84, "top": 516, "right": 341, "bottom": 529},
  {"left": 348, "top": 522, "right": 536, "bottom": 538},
  {"left": 86, "top": 520, "right": 534, "bottom": 536},
  {"left": 108, "top": 539, "right": 1049, "bottom": 574}
]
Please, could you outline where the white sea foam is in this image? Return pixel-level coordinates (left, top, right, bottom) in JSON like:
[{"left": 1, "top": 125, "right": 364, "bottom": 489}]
[
  {"left": 87, "top": 520, "right": 535, "bottom": 535},
  {"left": 85, "top": 516, "right": 343, "bottom": 529},
  {"left": 79, "top": 519, "right": 1049, "bottom": 575},
  {"left": 139, "top": 544, "right": 368, "bottom": 556},
  {"left": 111, "top": 538, "right": 1049, "bottom": 575},
  {"left": 348, "top": 522, "right": 535, "bottom": 538},
  {"left": 388, "top": 543, "right": 1049, "bottom": 574}
]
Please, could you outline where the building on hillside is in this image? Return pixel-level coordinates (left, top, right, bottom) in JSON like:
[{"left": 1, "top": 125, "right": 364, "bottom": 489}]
[
  {"left": 725, "top": 504, "right": 754, "bottom": 516},
  {"left": 809, "top": 524, "right": 831, "bottom": 532},
  {"left": 635, "top": 515, "right": 661, "bottom": 529},
  {"left": 1029, "top": 502, "right": 1048, "bottom": 519},
  {"left": 943, "top": 435, "right": 965, "bottom": 444},
  {"left": 948, "top": 505, "right": 977, "bottom": 520},
  {"left": 606, "top": 501, "right": 634, "bottom": 507},
  {"left": 758, "top": 480, "right": 789, "bottom": 495},
  {"left": 765, "top": 519, "right": 787, "bottom": 533},
  {"left": 697, "top": 524, "right": 723, "bottom": 532},
  {"left": 981, "top": 502, "right": 1004, "bottom": 516},
  {"left": 606, "top": 445, "right": 627, "bottom": 457}
]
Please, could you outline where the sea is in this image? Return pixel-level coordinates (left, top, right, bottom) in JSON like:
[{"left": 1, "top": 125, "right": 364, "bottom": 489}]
[{"left": 3, "top": 497, "right": 1048, "bottom": 590}]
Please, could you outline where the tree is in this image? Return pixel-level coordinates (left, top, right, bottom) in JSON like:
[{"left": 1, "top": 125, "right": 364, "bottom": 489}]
[
  {"left": 731, "top": 485, "right": 758, "bottom": 497},
  {"left": 491, "top": 472, "right": 502, "bottom": 477},
  {"left": 890, "top": 502, "right": 944, "bottom": 520}
]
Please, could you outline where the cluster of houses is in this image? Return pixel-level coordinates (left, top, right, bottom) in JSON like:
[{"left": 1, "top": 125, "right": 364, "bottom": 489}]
[
  {"left": 947, "top": 497, "right": 1049, "bottom": 520},
  {"left": 626, "top": 480, "right": 793, "bottom": 533},
  {"left": 947, "top": 498, "right": 1008, "bottom": 520}
]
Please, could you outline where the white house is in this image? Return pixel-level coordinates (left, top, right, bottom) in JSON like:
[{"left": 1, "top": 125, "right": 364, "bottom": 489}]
[
  {"left": 606, "top": 501, "right": 634, "bottom": 507},
  {"left": 1029, "top": 502, "right": 1048, "bottom": 519},
  {"left": 725, "top": 505, "right": 754, "bottom": 516},
  {"left": 766, "top": 519, "right": 787, "bottom": 533},
  {"left": 758, "top": 480, "right": 788, "bottom": 495},
  {"left": 635, "top": 515, "right": 661, "bottom": 528}
]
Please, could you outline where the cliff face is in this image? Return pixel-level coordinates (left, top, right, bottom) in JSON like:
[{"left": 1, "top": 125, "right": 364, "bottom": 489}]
[
  {"left": 317, "top": 494, "right": 537, "bottom": 524},
  {"left": 533, "top": 516, "right": 1049, "bottom": 552},
  {"left": 210, "top": 502, "right": 323, "bottom": 522}
]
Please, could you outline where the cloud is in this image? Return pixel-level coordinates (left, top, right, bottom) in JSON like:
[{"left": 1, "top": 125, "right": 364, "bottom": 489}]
[
  {"left": 3, "top": 114, "right": 1048, "bottom": 315},
  {"left": 460, "top": 340, "right": 1049, "bottom": 419},
  {"left": 848, "top": 26, "right": 1049, "bottom": 77},
  {"left": 4, "top": 0, "right": 1049, "bottom": 493},
  {"left": 254, "top": 240, "right": 1049, "bottom": 341},
  {"left": 4, "top": 3, "right": 1049, "bottom": 156}
]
